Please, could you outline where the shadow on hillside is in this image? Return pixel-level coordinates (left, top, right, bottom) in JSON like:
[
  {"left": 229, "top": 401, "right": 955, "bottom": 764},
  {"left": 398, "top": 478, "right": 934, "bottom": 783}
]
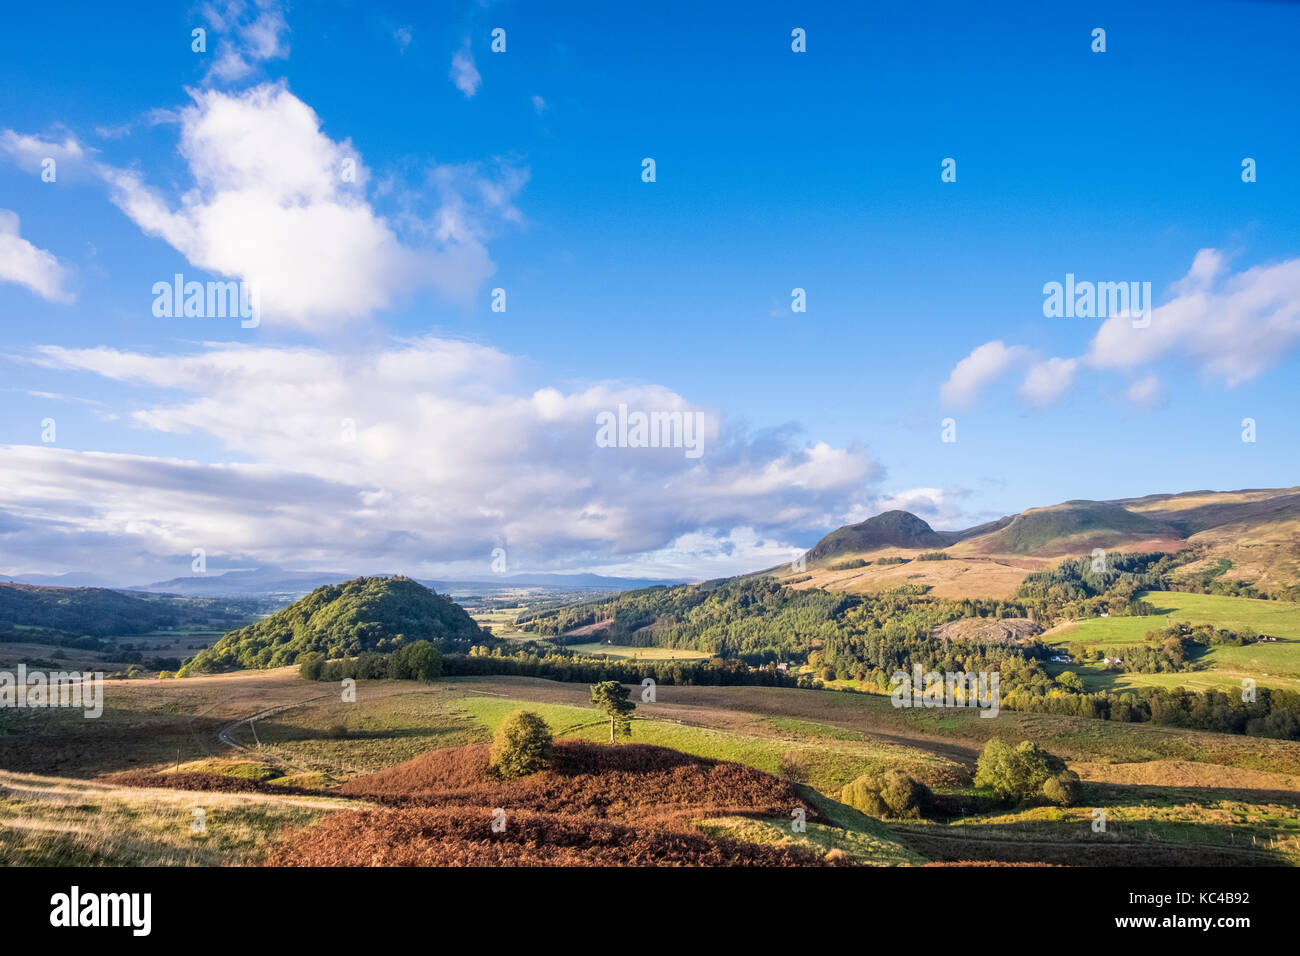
[
  {"left": 1087, "top": 780, "right": 1300, "bottom": 807},
  {"left": 887, "top": 817, "right": 1289, "bottom": 867}
]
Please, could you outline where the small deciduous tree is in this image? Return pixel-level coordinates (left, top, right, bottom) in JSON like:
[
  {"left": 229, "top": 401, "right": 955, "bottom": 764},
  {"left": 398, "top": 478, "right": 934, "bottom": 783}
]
[
  {"left": 590, "top": 680, "right": 635, "bottom": 743},
  {"left": 490, "top": 710, "right": 553, "bottom": 778}
]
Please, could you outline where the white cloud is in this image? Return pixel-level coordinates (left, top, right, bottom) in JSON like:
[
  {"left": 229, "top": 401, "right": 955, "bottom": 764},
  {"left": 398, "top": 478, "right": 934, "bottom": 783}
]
[
  {"left": 531, "top": 95, "right": 547, "bottom": 115},
  {"left": 940, "top": 249, "right": 1300, "bottom": 408},
  {"left": 82, "top": 83, "right": 515, "bottom": 329},
  {"left": 0, "top": 131, "right": 85, "bottom": 176},
  {"left": 0, "top": 210, "right": 73, "bottom": 303},
  {"left": 939, "top": 341, "right": 1028, "bottom": 407},
  {"left": 450, "top": 42, "right": 481, "bottom": 98},
  {"left": 393, "top": 26, "right": 413, "bottom": 52},
  {"left": 1018, "top": 357, "right": 1077, "bottom": 406},
  {"left": 202, "top": 0, "right": 290, "bottom": 84},
  {"left": 1126, "top": 374, "right": 1163, "bottom": 409},
  {"left": 1086, "top": 250, "right": 1300, "bottom": 387},
  {"left": 3, "top": 337, "right": 885, "bottom": 580}
]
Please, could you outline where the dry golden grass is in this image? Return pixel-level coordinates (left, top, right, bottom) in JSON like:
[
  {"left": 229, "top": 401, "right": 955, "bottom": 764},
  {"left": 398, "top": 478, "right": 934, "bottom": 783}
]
[
  {"left": 1072, "top": 759, "right": 1300, "bottom": 792},
  {"left": 0, "top": 768, "right": 354, "bottom": 865},
  {"left": 776, "top": 550, "right": 1053, "bottom": 599}
]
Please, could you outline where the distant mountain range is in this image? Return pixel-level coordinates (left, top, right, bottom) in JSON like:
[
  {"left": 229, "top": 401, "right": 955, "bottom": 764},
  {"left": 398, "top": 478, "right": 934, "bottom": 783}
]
[{"left": 3, "top": 566, "right": 688, "bottom": 598}]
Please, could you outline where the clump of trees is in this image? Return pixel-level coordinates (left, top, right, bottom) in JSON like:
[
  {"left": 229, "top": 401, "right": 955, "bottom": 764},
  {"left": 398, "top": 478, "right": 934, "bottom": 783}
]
[
  {"left": 840, "top": 769, "right": 932, "bottom": 819},
  {"left": 297, "top": 639, "right": 442, "bottom": 682},
  {"left": 973, "top": 739, "right": 1080, "bottom": 806},
  {"left": 829, "top": 558, "right": 870, "bottom": 571},
  {"left": 490, "top": 710, "right": 554, "bottom": 778}
]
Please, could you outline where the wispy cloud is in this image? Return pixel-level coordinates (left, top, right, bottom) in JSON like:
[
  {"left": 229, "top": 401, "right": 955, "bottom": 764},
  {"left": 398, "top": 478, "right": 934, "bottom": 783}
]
[
  {"left": 450, "top": 40, "right": 481, "bottom": 98},
  {"left": 0, "top": 210, "right": 73, "bottom": 304},
  {"left": 201, "top": 0, "right": 291, "bottom": 84}
]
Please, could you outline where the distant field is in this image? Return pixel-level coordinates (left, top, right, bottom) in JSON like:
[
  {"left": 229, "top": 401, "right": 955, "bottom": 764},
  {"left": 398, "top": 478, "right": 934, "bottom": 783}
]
[
  {"left": 469, "top": 608, "right": 530, "bottom": 640},
  {"left": 560, "top": 641, "right": 710, "bottom": 661},
  {"left": 1045, "top": 590, "right": 1300, "bottom": 693}
]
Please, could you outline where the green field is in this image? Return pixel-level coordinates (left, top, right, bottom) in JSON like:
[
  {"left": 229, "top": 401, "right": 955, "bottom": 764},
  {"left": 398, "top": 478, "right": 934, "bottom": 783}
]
[{"left": 1045, "top": 591, "right": 1300, "bottom": 693}]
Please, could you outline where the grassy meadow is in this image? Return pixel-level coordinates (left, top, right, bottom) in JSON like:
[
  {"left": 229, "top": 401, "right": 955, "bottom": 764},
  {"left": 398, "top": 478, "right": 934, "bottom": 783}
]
[{"left": 1043, "top": 590, "right": 1300, "bottom": 693}]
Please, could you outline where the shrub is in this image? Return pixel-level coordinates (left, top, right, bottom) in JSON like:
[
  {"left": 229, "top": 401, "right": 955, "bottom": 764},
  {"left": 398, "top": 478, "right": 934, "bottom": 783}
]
[
  {"left": 974, "top": 738, "right": 1070, "bottom": 803},
  {"left": 840, "top": 777, "right": 889, "bottom": 817},
  {"left": 840, "top": 769, "right": 930, "bottom": 819},
  {"left": 878, "top": 769, "right": 930, "bottom": 817},
  {"left": 490, "top": 711, "right": 554, "bottom": 778},
  {"left": 1042, "top": 770, "right": 1081, "bottom": 807},
  {"left": 297, "top": 651, "right": 326, "bottom": 681},
  {"left": 778, "top": 751, "right": 810, "bottom": 783}
]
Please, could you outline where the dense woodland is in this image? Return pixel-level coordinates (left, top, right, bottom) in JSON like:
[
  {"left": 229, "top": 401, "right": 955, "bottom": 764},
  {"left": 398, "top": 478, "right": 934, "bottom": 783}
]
[
  {"left": 179, "top": 576, "right": 486, "bottom": 675},
  {"left": 0, "top": 583, "right": 268, "bottom": 639},
  {"left": 511, "top": 553, "right": 1300, "bottom": 739}
]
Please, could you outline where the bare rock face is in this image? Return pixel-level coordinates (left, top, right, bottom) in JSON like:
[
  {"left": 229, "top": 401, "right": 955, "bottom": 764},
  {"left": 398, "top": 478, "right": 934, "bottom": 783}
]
[{"left": 931, "top": 617, "right": 1041, "bottom": 644}]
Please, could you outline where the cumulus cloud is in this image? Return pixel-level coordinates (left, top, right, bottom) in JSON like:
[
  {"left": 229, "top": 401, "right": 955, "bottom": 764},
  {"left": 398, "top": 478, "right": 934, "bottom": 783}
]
[
  {"left": 939, "top": 341, "right": 1028, "bottom": 407},
  {"left": 2, "top": 83, "right": 522, "bottom": 330},
  {"left": 0, "top": 210, "right": 73, "bottom": 303},
  {"left": 2, "top": 338, "right": 885, "bottom": 581},
  {"left": 86, "top": 83, "right": 514, "bottom": 329},
  {"left": 1086, "top": 250, "right": 1300, "bottom": 387},
  {"left": 450, "top": 42, "right": 481, "bottom": 97},
  {"left": 940, "top": 248, "right": 1300, "bottom": 408}
]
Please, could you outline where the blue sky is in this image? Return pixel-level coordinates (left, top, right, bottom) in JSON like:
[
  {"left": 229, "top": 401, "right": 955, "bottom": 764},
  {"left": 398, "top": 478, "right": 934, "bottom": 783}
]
[{"left": 1, "top": 0, "right": 1298, "bottom": 584}]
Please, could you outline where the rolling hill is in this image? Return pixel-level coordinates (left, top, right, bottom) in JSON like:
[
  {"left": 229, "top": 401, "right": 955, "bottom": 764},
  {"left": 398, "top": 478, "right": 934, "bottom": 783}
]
[
  {"left": 0, "top": 583, "right": 265, "bottom": 638},
  {"left": 181, "top": 576, "right": 487, "bottom": 674},
  {"left": 780, "top": 487, "right": 1300, "bottom": 599}
]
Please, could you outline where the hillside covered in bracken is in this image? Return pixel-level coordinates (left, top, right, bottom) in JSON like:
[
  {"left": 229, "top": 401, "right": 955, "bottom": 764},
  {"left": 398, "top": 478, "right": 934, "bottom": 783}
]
[{"left": 265, "top": 741, "right": 840, "bottom": 866}]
